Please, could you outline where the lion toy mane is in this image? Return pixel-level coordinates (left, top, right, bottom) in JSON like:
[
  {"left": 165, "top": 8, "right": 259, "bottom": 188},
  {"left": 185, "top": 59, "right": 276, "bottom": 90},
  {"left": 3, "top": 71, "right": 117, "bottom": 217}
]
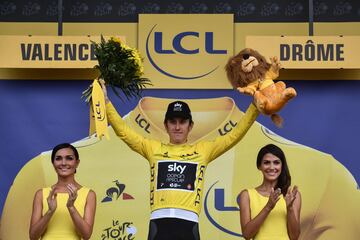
[{"left": 225, "top": 48, "right": 297, "bottom": 127}]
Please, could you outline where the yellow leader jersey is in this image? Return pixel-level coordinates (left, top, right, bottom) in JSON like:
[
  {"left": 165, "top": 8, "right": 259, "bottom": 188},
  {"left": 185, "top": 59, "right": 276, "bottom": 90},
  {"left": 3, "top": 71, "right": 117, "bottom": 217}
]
[{"left": 106, "top": 100, "right": 259, "bottom": 215}]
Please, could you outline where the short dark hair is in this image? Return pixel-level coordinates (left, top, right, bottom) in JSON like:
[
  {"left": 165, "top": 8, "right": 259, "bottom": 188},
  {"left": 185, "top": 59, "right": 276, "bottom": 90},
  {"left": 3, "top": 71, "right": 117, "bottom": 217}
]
[
  {"left": 256, "top": 144, "right": 291, "bottom": 196},
  {"left": 51, "top": 143, "right": 79, "bottom": 163},
  {"left": 164, "top": 100, "right": 193, "bottom": 123}
]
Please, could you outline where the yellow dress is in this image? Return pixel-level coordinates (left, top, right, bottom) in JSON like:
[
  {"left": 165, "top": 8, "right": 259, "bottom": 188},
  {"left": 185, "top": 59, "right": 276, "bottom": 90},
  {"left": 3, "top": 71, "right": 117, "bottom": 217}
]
[
  {"left": 247, "top": 188, "right": 289, "bottom": 240},
  {"left": 41, "top": 187, "right": 89, "bottom": 240}
]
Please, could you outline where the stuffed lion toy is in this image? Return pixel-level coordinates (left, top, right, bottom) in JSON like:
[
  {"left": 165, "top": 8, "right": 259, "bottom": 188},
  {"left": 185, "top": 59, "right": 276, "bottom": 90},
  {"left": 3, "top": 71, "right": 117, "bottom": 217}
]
[{"left": 225, "top": 48, "right": 297, "bottom": 127}]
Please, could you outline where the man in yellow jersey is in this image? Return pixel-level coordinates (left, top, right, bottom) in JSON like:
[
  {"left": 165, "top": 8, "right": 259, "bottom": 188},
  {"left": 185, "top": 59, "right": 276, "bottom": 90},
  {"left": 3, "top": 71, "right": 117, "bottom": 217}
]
[{"left": 101, "top": 82, "right": 259, "bottom": 240}]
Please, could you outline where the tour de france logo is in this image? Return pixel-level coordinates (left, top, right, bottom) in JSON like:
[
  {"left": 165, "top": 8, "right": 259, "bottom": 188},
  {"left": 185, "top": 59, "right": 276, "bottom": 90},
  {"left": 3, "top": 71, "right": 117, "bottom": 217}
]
[{"left": 101, "top": 220, "right": 137, "bottom": 240}]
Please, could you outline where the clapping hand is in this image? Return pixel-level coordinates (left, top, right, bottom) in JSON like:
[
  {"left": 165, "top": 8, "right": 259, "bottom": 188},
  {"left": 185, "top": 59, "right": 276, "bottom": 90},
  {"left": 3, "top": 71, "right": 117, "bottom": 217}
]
[
  {"left": 47, "top": 187, "right": 57, "bottom": 213},
  {"left": 285, "top": 186, "right": 298, "bottom": 209},
  {"left": 265, "top": 188, "right": 282, "bottom": 211},
  {"left": 66, "top": 183, "right": 78, "bottom": 208}
]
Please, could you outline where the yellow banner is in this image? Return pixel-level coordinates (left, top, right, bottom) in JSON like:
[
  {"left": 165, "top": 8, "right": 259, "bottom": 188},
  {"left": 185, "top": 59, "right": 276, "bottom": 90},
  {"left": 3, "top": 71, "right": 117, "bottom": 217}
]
[
  {"left": 246, "top": 36, "right": 360, "bottom": 69},
  {"left": 89, "top": 104, "right": 96, "bottom": 136},
  {"left": 139, "top": 14, "right": 233, "bottom": 89},
  {"left": 1, "top": 97, "right": 359, "bottom": 239},
  {"left": 0, "top": 35, "right": 124, "bottom": 68},
  {"left": 91, "top": 79, "right": 109, "bottom": 140}
]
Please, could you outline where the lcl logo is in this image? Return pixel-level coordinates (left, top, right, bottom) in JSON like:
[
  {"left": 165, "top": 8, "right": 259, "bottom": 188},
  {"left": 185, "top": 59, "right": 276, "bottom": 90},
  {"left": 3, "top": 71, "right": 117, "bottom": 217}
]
[
  {"left": 204, "top": 181, "right": 243, "bottom": 237},
  {"left": 94, "top": 101, "right": 105, "bottom": 121},
  {"left": 146, "top": 24, "right": 227, "bottom": 79},
  {"left": 154, "top": 32, "right": 226, "bottom": 55}
]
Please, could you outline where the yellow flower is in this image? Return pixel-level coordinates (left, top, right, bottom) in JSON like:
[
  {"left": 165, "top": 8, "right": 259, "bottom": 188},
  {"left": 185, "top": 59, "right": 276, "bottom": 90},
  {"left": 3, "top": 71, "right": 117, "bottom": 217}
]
[
  {"left": 130, "top": 49, "right": 144, "bottom": 76},
  {"left": 110, "top": 36, "right": 144, "bottom": 76},
  {"left": 83, "top": 35, "right": 151, "bottom": 102},
  {"left": 110, "top": 37, "right": 123, "bottom": 45}
]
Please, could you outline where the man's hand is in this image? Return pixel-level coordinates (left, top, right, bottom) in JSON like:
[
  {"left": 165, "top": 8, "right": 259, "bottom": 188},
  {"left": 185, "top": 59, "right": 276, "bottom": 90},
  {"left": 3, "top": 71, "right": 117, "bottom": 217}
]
[{"left": 98, "top": 79, "right": 109, "bottom": 103}]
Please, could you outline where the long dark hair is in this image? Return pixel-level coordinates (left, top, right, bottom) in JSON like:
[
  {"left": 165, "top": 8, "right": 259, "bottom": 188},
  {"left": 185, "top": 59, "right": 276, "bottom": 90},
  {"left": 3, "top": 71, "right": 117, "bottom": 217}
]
[
  {"left": 51, "top": 143, "right": 79, "bottom": 163},
  {"left": 256, "top": 144, "right": 291, "bottom": 196}
]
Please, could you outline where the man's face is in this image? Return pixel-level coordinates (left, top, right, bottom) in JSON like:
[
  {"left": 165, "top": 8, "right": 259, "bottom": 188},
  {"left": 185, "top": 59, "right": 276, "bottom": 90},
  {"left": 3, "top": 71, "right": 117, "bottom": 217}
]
[{"left": 164, "top": 118, "right": 193, "bottom": 144}]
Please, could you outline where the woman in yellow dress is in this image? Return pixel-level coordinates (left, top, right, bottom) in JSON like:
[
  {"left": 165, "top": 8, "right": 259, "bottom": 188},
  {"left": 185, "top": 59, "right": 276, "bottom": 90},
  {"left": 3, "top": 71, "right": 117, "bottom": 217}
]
[
  {"left": 29, "top": 143, "right": 96, "bottom": 240},
  {"left": 238, "top": 144, "right": 301, "bottom": 240}
]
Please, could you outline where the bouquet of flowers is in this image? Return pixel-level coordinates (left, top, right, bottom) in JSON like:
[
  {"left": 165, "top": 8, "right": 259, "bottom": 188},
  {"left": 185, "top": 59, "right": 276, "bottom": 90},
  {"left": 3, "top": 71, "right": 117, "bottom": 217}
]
[{"left": 82, "top": 35, "right": 151, "bottom": 103}]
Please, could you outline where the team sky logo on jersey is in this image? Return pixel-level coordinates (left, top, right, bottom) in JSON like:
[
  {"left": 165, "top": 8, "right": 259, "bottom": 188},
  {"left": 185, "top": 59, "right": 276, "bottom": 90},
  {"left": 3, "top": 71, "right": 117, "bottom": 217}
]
[
  {"left": 157, "top": 161, "right": 197, "bottom": 191},
  {"left": 101, "top": 180, "right": 134, "bottom": 203},
  {"left": 140, "top": 14, "right": 233, "bottom": 83},
  {"left": 204, "top": 180, "right": 243, "bottom": 237}
]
